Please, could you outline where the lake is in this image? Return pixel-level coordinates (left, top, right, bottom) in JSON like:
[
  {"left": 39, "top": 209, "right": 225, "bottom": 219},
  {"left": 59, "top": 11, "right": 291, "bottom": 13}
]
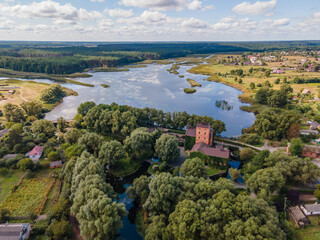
[{"left": 44, "top": 63, "right": 255, "bottom": 136}]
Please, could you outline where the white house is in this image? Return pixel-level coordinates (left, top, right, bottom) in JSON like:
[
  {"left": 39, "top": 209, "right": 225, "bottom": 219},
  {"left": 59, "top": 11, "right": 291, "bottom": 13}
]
[
  {"left": 301, "top": 204, "right": 320, "bottom": 216},
  {"left": 0, "top": 223, "right": 31, "bottom": 240}
]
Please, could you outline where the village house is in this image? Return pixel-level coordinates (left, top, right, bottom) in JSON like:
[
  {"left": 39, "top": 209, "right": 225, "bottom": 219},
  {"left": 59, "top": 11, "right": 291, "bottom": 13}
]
[
  {"left": 301, "top": 204, "right": 320, "bottom": 216},
  {"left": 288, "top": 206, "right": 310, "bottom": 228},
  {"left": 302, "top": 89, "right": 311, "bottom": 95},
  {"left": 186, "top": 122, "right": 230, "bottom": 160},
  {"left": 301, "top": 145, "right": 320, "bottom": 159},
  {"left": 0, "top": 223, "right": 31, "bottom": 240},
  {"left": 272, "top": 68, "right": 285, "bottom": 74},
  {"left": 309, "top": 121, "right": 320, "bottom": 130},
  {"left": 25, "top": 145, "right": 43, "bottom": 162}
]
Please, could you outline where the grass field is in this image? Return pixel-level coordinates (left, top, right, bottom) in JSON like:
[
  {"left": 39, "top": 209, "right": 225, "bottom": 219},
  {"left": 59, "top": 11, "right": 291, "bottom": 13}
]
[
  {"left": 293, "top": 216, "right": 320, "bottom": 240},
  {"left": 0, "top": 169, "right": 55, "bottom": 216},
  {"left": 0, "top": 79, "right": 77, "bottom": 121},
  {"left": 0, "top": 171, "right": 24, "bottom": 203},
  {"left": 188, "top": 54, "right": 320, "bottom": 108},
  {"left": 109, "top": 158, "right": 141, "bottom": 177},
  {"left": 206, "top": 167, "right": 222, "bottom": 176}
]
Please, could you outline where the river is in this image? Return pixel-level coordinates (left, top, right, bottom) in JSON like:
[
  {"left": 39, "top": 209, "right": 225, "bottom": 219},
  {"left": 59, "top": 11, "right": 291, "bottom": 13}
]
[{"left": 43, "top": 63, "right": 255, "bottom": 136}]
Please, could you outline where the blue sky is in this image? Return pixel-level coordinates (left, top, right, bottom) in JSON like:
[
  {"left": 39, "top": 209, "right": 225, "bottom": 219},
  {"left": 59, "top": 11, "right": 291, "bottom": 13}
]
[{"left": 0, "top": 0, "right": 320, "bottom": 41}]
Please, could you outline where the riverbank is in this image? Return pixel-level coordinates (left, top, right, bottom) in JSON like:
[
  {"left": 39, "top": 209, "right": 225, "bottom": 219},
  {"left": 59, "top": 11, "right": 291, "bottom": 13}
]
[{"left": 0, "top": 68, "right": 94, "bottom": 87}]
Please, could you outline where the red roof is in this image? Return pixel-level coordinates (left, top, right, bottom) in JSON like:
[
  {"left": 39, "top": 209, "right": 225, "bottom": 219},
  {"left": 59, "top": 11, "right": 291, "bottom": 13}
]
[
  {"left": 196, "top": 122, "right": 210, "bottom": 129},
  {"left": 29, "top": 145, "right": 43, "bottom": 156},
  {"left": 191, "top": 142, "right": 230, "bottom": 159},
  {"left": 186, "top": 126, "right": 196, "bottom": 137}
]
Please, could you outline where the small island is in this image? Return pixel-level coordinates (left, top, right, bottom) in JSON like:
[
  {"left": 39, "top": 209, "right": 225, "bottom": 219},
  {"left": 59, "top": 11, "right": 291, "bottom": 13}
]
[
  {"left": 184, "top": 88, "right": 196, "bottom": 94},
  {"left": 101, "top": 84, "right": 110, "bottom": 88},
  {"left": 187, "top": 78, "right": 202, "bottom": 87}
]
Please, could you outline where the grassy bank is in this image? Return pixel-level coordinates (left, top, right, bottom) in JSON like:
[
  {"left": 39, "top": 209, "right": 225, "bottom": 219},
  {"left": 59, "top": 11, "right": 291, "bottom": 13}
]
[
  {"left": 0, "top": 79, "right": 78, "bottom": 114},
  {"left": 123, "top": 64, "right": 147, "bottom": 68},
  {"left": 92, "top": 67, "right": 129, "bottom": 72},
  {"left": 0, "top": 68, "right": 94, "bottom": 87}
]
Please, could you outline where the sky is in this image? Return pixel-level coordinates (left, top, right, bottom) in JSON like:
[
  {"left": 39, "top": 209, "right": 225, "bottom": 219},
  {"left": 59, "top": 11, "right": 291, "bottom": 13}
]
[{"left": 0, "top": 0, "right": 320, "bottom": 42}]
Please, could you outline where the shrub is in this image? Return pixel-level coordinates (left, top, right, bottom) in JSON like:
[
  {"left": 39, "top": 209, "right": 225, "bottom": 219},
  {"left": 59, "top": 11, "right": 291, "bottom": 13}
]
[
  {"left": 48, "top": 151, "right": 60, "bottom": 162},
  {"left": 32, "top": 219, "right": 50, "bottom": 235},
  {"left": 18, "top": 158, "right": 34, "bottom": 171}
]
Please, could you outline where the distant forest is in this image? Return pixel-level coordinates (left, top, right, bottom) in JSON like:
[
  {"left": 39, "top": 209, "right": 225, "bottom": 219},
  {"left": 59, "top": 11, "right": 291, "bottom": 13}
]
[{"left": 0, "top": 41, "right": 320, "bottom": 75}]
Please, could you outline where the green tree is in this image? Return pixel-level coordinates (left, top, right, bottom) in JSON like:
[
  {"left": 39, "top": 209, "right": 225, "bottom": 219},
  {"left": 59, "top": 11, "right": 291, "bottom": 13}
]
[
  {"left": 127, "top": 175, "right": 151, "bottom": 201},
  {"left": 249, "top": 82, "right": 255, "bottom": 89},
  {"left": 229, "top": 167, "right": 241, "bottom": 181},
  {"left": 267, "top": 91, "right": 287, "bottom": 108},
  {"left": 240, "top": 148, "right": 255, "bottom": 161},
  {"left": 180, "top": 158, "right": 207, "bottom": 178},
  {"left": 48, "top": 151, "right": 59, "bottom": 162},
  {"left": 289, "top": 138, "right": 304, "bottom": 156},
  {"left": 247, "top": 167, "right": 285, "bottom": 196},
  {"left": 18, "top": 158, "right": 34, "bottom": 171},
  {"left": 31, "top": 119, "right": 56, "bottom": 139},
  {"left": 124, "top": 128, "right": 153, "bottom": 160},
  {"left": 78, "top": 101, "right": 96, "bottom": 116},
  {"left": 155, "top": 134, "right": 180, "bottom": 163},
  {"left": 20, "top": 100, "right": 43, "bottom": 117},
  {"left": 48, "top": 220, "right": 73, "bottom": 240},
  {"left": 0, "top": 208, "right": 10, "bottom": 223},
  {"left": 40, "top": 84, "right": 66, "bottom": 103},
  {"left": 64, "top": 128, "right": 82, "bottom": 144},
  {"left": 314, "top": 185, "right": 320, "bottom": 201},
  {"left": 77, "top": 194, "right": 126, "bottom": 240},
  {"left": 78, "top": 133, "right": 104, "bottom": 157},
  {"left": 99, "top": 140, "right": 126, "bottom": 167},
  {"left": 57, "top": 117, "right": 67, "bottom": 132},
  {"left": 212, "top": 120, "right": 226, "bottom": 137},
  {"left": 3, "top": 103, "right": 25, "bottom": 122}
]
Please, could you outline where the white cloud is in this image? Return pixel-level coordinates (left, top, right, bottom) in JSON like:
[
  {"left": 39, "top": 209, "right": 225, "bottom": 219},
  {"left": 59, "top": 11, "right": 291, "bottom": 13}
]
[
  {"left": 0, "top": 1, "right": 104, "bottom": 21},
  {"left": 105, "top": 8, "right": 134, "bottom": 18},
  {"left": 182, "top": 18, "right": 208, "bottom": 28},
  {"left": 120, "top": 0, "right": 212, "bottom": 11},
  {"left": 262, "top": 18, "right": 290, "bottom": 26},
  {"left": 99, "top": 19, "right": 114, "bottom": 28},
  {"left": 232, "top": 0, "right": 277, "bottom": 15},
  {"left": 91, "top": 0, "right": 105, "bottom": 2}
]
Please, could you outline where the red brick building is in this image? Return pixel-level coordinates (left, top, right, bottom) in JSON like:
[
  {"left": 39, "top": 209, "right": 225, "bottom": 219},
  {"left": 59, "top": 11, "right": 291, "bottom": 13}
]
[
  {"left": 301, "top": 146, "right": 320, "bottom": 159},
  {"left": 186, "top": 122, "right": 213, "bottom": 146}
]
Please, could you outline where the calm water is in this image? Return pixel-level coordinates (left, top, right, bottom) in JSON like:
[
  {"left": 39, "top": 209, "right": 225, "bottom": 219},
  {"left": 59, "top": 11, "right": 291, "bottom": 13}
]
[{"left": 43, "top": 63, "right": 255, "bottom": 136}]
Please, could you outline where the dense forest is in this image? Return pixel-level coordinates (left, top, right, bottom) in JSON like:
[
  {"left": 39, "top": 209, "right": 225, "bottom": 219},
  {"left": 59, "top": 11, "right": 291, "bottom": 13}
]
[{"left": 1, "top": 41, "right": 320, "bottom": 74}]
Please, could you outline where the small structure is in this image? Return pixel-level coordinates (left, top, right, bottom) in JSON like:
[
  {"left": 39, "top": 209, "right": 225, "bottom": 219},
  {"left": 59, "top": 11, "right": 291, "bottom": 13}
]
[
  {"left": 302, "top": 89, "right": 311, "bottom": 95},
  {"left": 301, "top": 204, "right": 320, "bottom": 216},
  {"left": 26, "top": 145, "right": 43, "bottom": 162},
  {"left": 301, "top": 145, "right": 320, "bottom": 158},
  {"left": 310, "top": 121, "right": 320, "bottom": 130},
  {"left": 272, "top": 68, "right": 285, "bottom": 74},
  {"left": 50, "top": 160, "right": 63, "bottom": 168},
  {"left": 288, "top": 206, "right": 310, "bottom": 228},
  {"left": 3, "top": 154, "right": 18, "bottom": 159},
  {"left": 300, "top": 129, "right": 319, "bottom": 136},
  {"left": 0, "top": 223, "right": 31, "bottom": 240}
]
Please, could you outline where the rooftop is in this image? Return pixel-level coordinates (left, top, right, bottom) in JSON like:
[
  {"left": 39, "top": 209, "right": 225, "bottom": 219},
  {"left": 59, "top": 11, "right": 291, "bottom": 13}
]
[
  {"left": 196, "top": 122, "right": 211, "bottom": 129},
  {"left": 303, "top": 204, "right": 320, "bottom": 212},
  {"left": 0, "top": 223, "right": 30, "bottom": 240},
  {"left": 191, "top": 142, "right": 230, "bottom": 159},
  {"left": 50, "top": 160, "right": 62, "bottom": 167}
]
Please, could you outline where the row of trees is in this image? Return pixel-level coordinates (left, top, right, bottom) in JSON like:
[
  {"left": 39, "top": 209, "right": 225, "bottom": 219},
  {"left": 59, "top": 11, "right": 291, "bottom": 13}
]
[
  {"left": 78, "top": 102, "right": 223, "bottom": 135},
  {"left": 66, "top": 151, "right": 127, "bottom": 240}
]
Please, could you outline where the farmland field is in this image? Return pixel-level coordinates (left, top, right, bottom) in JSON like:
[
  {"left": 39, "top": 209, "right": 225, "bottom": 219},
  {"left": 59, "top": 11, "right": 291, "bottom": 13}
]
[
  {"left": 0, "top": 171, "right": 23, "bottom": 203},
  {"left": 0, "top": 170, "right": 55, "bottom": 216}
]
